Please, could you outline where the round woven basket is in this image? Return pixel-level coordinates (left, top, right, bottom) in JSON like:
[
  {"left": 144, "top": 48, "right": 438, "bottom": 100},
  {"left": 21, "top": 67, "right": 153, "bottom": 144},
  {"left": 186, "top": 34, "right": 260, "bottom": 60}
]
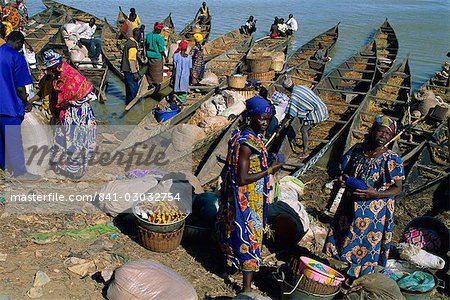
[
  {"left": 137, "top": 222, "right": 185, "bottom": 253},
  {"left": 228, "top": 74, "right": 247, "bottom": 89},
  {"left": 248, "top": 70, "right": 275, "bottom": 81},
  {"left": 295, "top": 274, "right": 340, "bottom": 295},
  {"left": 248, "top": 56, "right": 272, "bottom": 73},
  {"left": 232, "top": 89, "right": 259, "bottom": 99}
]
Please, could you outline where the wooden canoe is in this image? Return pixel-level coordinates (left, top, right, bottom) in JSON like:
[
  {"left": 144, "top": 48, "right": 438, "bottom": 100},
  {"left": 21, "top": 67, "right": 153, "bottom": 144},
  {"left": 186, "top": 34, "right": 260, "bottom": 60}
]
[
  {"left": 115, "top": 38, "right": 253, "bottom": 154},
  {"left": 116, "top": 6, "right": 127, "bottom": 29},
  {"left": 46, "top": 23, "right": 108, "bottom": 102},
  {"left": 26, "top": 6, "right": 65, "bottom": 31},
  {"left": 414, "top": 61, "right": 450, "bottom": 105},
  {"left": 195, "top": 25, "right": 339, "bottom": 185},
  {"left": 289, "top": 40, "right": 379, "bottom": 177},
  {"left": 374, "top": 19, "right": 399, "bottom": 74},
  {"left": 400, "top": 124, "right": 449, "bottom": 199},
  {"left": 203, "top": 28, "right": 251, "bottom": 62},
  {"left": 177, "top": 17, "right": 211, "bottom": 42},
  {"left": 42, "top": 0, "right": 104, "bottom": 26},
  {"left": 344, "top": 58, "right": 411, "bottom": 156}
]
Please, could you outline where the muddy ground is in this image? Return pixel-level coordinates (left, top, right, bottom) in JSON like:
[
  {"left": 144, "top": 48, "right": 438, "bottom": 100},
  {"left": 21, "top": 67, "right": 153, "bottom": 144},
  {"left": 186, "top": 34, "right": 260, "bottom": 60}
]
[{"left": 0, "top": 133, "right": 449, "bottom": 299}]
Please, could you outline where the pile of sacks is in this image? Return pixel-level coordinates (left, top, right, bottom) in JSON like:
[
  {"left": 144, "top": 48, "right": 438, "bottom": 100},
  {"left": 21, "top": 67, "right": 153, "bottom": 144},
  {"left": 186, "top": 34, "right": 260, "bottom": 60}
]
[
  {"left": 63, "top": 22, "right": 103, "bottom": 69},
  {"left": 187, "top": 90, "right": 246, "bottom": 135},
  {"left": 412, "top": 89, "right": 449, "bottom": 118}
]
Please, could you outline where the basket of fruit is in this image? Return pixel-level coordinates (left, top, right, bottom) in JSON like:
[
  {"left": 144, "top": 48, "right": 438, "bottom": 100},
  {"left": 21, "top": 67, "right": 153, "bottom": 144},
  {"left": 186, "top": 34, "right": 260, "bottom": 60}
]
[{"left": 133, "top": 200, "right": 189, "bottom": 233}]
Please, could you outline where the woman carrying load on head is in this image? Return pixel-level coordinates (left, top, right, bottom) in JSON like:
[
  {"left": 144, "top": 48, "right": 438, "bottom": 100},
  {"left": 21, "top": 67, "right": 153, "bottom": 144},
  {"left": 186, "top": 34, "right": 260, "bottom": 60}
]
[
  {"left": 190, "top": 33, "right": 205, "bottom": 85},
  {"left": 323, "top": 115, "right": 404, "bottom": 278},
  {"left": 42, "top": 50, "right": 97, "bottom": 179},
  {"left": 216, "top": 96, "right": 283, "bottom": 293}
]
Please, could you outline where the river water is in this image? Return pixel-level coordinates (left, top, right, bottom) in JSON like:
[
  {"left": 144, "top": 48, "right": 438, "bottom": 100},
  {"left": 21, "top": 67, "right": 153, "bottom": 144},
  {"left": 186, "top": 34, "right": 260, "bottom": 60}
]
[{"left": 28, "top": 0, "right": 450, "bottom": 125}]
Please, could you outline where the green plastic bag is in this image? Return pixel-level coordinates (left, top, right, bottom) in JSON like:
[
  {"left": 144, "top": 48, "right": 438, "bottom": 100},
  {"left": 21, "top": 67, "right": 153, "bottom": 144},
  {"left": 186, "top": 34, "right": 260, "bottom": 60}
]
[{"left": 396, "top": 271, "right": 435, "bottom": 292}]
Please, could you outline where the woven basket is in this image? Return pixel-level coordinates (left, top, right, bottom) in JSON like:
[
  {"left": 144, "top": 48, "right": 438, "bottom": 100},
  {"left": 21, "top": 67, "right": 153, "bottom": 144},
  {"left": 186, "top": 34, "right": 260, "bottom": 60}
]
[
  {"left": 248, "top": 70, "right": 275, "bottom": 81},
  {"left": 248, "top": 56, "right": 272, "bottom": 73},
  {"left": 137, "top": 222, "right": 185, "bottom": 253},
  {"left": 294, "top": 274, "right": 340, "bottom": 295},
  {"left": 228, "top": 74, "right": 248, "bottom": 89},
  {"left": 232, "top": 89, "right": 259, "bottom": 99},
  {"left": 271, "top": 60, "right": 284, "bottom": 72}
]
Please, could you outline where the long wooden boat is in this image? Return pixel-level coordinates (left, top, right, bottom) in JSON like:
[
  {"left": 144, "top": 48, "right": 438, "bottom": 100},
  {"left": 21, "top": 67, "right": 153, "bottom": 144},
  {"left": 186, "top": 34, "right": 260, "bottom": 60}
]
[
  {"left": 247, "top": 35, "right": 292, "bottom": 57},
  {"left": 42, "top": 0, "right": 103, "bottom": 25},
  {"left": 26, "top": 6, "right": 65, "bottom": 31},
  {"left": 177, "top": 17, "right": 211, "bottom": 42},
  {"left": 415, "top": 61, "right": 450, "bottom": 105},
  {"left": 114, "top": 38, "right": 253, "bottom": 154},
  {"left": 195, "top": 24, "right": 340, "bottom": 185},
  {"left": 203, "top": 29, "right": 251, "bottom": 62},
  {"left": 374, "top": 19, "right": 398, "bottom": 74},
  {"left": 344, "top": 58, "right": 411, "bottom": 154},
  {"left": 400, "top": 124, "right": 449, "bottom": 199},
  {"left": 116, "top": 6, "right": 127, "bottom": 29},
  {"left": 102, "top": 14, "right": 175, "bottom": 80}
]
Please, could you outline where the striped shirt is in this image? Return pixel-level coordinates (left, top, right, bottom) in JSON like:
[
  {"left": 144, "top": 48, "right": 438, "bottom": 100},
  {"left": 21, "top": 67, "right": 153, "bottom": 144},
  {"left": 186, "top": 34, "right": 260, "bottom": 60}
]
[{"left": 285, "top": 85, "right": 328, "bottom": 125}]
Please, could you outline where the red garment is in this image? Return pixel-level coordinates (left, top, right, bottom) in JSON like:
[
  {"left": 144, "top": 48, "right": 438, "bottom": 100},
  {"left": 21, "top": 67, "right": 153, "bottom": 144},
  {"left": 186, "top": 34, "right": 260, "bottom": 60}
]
[
  {"left": 270, "top": 33, "right": 278, "bottom": 39},
  {"left": 175, "top": 40, "right": 188, "bottom": 53},
  {"left": 52, "top": 62, "right": 93, "bottom": 120},
  {"left": 154, "top": 22, "right": 164, "bottom": 30}
]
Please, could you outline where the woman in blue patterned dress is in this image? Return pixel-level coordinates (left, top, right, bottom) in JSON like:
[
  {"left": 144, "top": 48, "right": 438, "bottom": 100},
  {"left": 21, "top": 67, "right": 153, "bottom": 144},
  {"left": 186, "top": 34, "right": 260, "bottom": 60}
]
[
  {"left": 216, "top": 96, "right": 283, "bottom": 292},
  {"left": 324, "top": 115, "right": 405, "bottom": 278}
]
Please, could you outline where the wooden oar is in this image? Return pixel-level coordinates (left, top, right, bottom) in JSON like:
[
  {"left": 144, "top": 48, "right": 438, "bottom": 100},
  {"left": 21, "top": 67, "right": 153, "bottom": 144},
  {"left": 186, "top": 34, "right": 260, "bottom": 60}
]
[
  {"left": 125, "top": 76, "right": 155, "bottom": 111},
  {"left": 384, "top": 116, "right": 426, "bottom": 148}
]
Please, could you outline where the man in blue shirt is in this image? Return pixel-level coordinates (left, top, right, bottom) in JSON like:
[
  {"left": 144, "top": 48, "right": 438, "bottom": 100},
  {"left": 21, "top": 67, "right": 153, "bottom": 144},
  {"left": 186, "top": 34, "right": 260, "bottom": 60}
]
[{"left": 0, "top": 31, "right": 40, "bottom": 180}]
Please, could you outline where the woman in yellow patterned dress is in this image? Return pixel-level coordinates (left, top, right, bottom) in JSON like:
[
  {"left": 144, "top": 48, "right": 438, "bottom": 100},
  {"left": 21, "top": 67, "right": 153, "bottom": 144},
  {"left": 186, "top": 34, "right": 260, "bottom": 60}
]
[{"left": 216, "top": 96, "right": 283, "bottom": 292}]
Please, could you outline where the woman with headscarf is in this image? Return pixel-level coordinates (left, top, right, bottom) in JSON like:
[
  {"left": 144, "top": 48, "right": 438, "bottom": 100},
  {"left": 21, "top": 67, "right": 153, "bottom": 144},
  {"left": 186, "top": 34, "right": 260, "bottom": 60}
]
[
  {"left": 323, "top": 115, "right": 405, "bottom": 278},
  {"left": 172, "top": 40, "right": 192, "bottom": 101},
  {"left": 42, "top": 50, "right": 97, "bottom": 179},
  {"left": 145, "top": 22, "right": 166, "bottom": 93},
  {"left": 216, "top": 96, "right": 283, "bottom": 292},
  {"left": 190, "top": 33, "right": 205, "bottom": 85}
]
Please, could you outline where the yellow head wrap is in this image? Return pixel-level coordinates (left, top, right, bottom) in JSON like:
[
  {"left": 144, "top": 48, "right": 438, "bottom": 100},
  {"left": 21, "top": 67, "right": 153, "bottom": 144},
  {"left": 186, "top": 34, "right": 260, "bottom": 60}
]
[{"left": 193, "top": 33, "right": 204, "bottom": 43}]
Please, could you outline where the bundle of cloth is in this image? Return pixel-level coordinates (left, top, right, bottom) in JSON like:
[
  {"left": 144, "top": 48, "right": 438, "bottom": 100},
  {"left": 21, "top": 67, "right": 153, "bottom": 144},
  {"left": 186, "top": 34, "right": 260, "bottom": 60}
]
[
  {"left": 63, "top": 22, "right": 103, "bottom": 69},
  {"left": 188, "top": 90, "right": 246, "bottom": 135}
]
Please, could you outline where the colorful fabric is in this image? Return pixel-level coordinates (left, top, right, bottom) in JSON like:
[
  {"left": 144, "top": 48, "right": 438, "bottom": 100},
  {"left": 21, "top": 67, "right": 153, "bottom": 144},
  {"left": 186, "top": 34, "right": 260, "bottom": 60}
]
[
  {"left": 373, "top": 114, "right": 397, "bottom": 134},
  {"left": 153, "top": 22, "right": 164, "bottom": 30},
  {"left": 216, "top": 128, "right": 271, "bottom": 272},
  {"left": 43, "top": 49, "right": 62, "bottom": 68},
  {"left": 190, "top": 44, "right": 205, "bottom": 84},
  {"left": 402, "top": 227, "right": 442, "bottom": 253},
  {"left": 270, "top": 90, "right": 290, "bottom": 106},
  {"left": 193, "top": 33, "right": 204, "bottom": 43},
  {"left": 323, "top": 143, "right": 405, "bottom": 278},
  {"left": 145, "top": 31, "right": 165, "bottom": 59},
  {"left": 147, "top": 58, "right": 163, "bottom": 84},
  {"left": 3, "top": 5, "right": 20, "bottom": 29},
  {"left": 129, "top": 15, "right": 141, "bottom": 29},
  {"left": 50, "top": 94, "right": 96, "bottom": 179},
  {"left": 52, "top": 62, "right": 94, "bottom": 122},
  {"left": 0, "top": 43, "right": 33, "bottom": 117},
  {"left": 173, "top": 52, "right": 192, "bottom": 93},
  {"left": 245, "top": 96, "right": 272, "bottom": 117},
  {"left": 176, "top": 39, "right": 188, "bottom": 53},
  {"left": 2, "top": 21, "right": 13, "bottom": 36},
  {"left": 286, "top": 85, "right": 328, "bottom": 125}
]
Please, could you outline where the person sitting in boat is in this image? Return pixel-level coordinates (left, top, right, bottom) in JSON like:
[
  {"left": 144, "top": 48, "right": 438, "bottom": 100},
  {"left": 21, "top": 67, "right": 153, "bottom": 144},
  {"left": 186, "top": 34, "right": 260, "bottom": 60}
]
[
  {"left": 172, "top": 40, "right": 192, "bottom": 102},
  {"left": 312, "top": 42, "right": 331, "bottom": 62},
  {"left": 277, "top": 18, "right": 288, "bottom": 37},
  {"left": 324, "top": 115, "right": 404, "bottom": 278},
  {"left": 129, "top": 8, "right": 141, "bottom": 29},
  {"left": 121, "top": 28, "right": 141, "bottom": 105},
  {"left": 195, "top": 2, "right": 211, "bottom": 25},
  {"left": 240, "top": 16, "right": 256, "bottom": 35},
  {"left": 76, "top": 17, "right": 102, "bottom": 67},
  {"left": 144, "top": 22, "right": 167, "bottom": 93},
  {"left": 277, "top": 75, "right": 329, "bottom": 158},
  {"left": 286, "top": 14, "right": 298, "bottom": 36},
  {"left": 269, "top": 17, "right": 279, "bottom": 38}
]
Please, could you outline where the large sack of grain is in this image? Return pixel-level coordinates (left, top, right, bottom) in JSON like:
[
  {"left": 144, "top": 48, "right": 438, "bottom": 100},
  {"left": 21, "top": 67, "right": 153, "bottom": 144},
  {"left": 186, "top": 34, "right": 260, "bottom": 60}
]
[
  {"left": 220, "top": 100, "right": 246, "bottom": 118},
  {"left": 418, "top": 90, "right": 440, "bottom": 116},
  {"left": 21, "top": 110, "right": 53, "bottom": 175},
  {"left": 107, "top": 260, "right": 198, "bottom": 300},
  {"left": 70, "top": 49, "right": 86, "bottom": 63},
  {"left": 199, "top": 71, "right": 220, "bottom": 86},
  {"left": 211, "top": 94, "right": 226, "bottom": 115},
  {"left": 96, "top": 176, "right": 159, "bottom": 217},
  {"left": 64, "top": 23, "right": 82, "bottom": 35},
  {"left": 222, "top": 90, "right": 246, "bottom": 107},
  {"left": 172, "top": 124, "right": 206, "bottom": 152},
  {"left": 199, "top": 116, "right": 229, "bottom": 134},
  {"left": 200, "top": 100, "right": 218, "bottom": 117}
]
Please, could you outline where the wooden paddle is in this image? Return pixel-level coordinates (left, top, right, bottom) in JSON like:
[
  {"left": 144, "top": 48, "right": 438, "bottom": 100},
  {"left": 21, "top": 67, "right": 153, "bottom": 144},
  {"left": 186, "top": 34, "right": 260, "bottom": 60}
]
[{"left": 384, "top": 116, "right": 426, "bottom": 148}]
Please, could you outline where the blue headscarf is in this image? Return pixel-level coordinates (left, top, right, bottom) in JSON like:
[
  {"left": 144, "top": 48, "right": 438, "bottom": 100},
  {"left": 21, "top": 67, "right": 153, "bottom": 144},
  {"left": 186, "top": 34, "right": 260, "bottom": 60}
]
[{"left": 245, "top": 95, "right": 272, "bottom": 117}]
